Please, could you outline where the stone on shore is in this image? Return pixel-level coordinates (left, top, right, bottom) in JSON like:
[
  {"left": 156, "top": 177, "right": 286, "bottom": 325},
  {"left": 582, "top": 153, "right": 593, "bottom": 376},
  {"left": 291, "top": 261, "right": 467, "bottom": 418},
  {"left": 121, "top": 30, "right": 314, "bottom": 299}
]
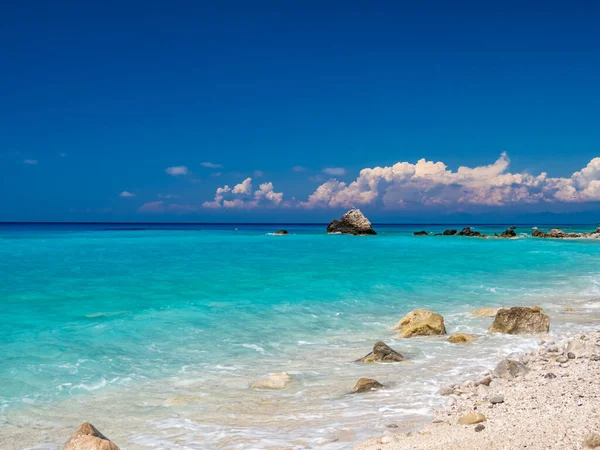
[
  {"left": 272, "top": 230, "right": 289, "bottom": 235},
  {"left": 352, "top": 378, "right": 384, "bottom": 393},
  {"left": 583, "top": 432, "right": 600, "bottom": 449},
  {"left": 413, "top": 230, "right": 428, "bottom": 236},
  {"left": 63, "top": 422, "right": 119, "bottom": 450},
  {"left": 457, "top": 413, "right": 487, "bottom": 425},
  {"left": 448, "top": 333, "right": 475, "bottom": 344},
  {"left": 251, "top": 372, "right": 292, "bottom": 389},
  {"left": 326, "top": 209, "right": 377, "bottom": 235},
  {"left": 493, "top": 359, "right": 529, "bottom": 379},
  {"left": 358, "top": 341, "right": 404, "bottom": 362},
  {"left": 392, "top": 308, "right": 446, "bottom": 338},
  {"left": 488, "top": 307, "right": 550, "bottom": 334},
  {"left": 490, "top": 395, "right": 504, "bottom": 404},
  {"left": 566, "top": 335, "right": 600, "bottom": 358},
  {"left": 472, "top": 307, "right": 501, "bottom": 318}
]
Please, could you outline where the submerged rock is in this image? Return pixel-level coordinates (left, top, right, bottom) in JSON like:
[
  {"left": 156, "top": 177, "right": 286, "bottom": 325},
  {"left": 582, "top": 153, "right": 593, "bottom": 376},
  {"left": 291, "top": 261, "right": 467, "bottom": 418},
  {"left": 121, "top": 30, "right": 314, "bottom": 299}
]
[
  {"left": 443, "top": 229, "right": 457, "bottom": 235},
  {"left": 392, "top": 308, "right": 447, "bottom": 338},
  {"left": 472, "top": 307, "right": 501, "bottom": 318},
  {"left": 493, "top": 359, "right": 529, "bottom": 379},
  {"left": 413, "top": 230, "right": 428, "bottom": 236},
  {"left": 351, "top": 378, "right": 384, "bottom": 393},
  {"left": 357, "top": 341, "right": 404, "bottom": 362},
  {"left": 457, "top": 413, "right": 487, "bottom": 425},
  {"left": 488, "top": 307, "right": 550, "bottom": 334},
  {"left": 272, "top": 230, "right": 289, "bottom": 235},
  {"left": 251, "top": 372, "right": 292, "bottom": 389},
  {"left": 448, "top": 333, "right": 475, "bottom": 344},
  {"left": 326, "top": 209, "right": 377, "bottom": 235},
  {"left": 63, "top": 422, "right": 119, "bottom": 450}
]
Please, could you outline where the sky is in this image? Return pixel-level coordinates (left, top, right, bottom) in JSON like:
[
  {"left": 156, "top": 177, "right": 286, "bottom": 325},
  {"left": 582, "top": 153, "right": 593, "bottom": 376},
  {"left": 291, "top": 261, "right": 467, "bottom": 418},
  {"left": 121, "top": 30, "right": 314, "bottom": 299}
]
[{"left": 1, "top": 1, "right": 600, "bottom": 223}]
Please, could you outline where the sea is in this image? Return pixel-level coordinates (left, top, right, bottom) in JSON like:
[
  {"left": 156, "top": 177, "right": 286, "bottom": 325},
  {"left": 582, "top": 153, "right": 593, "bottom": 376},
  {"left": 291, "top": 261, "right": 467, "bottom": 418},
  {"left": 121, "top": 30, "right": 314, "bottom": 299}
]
[{"left": 1, "top": 223, "right": 600, "bottom": 449}]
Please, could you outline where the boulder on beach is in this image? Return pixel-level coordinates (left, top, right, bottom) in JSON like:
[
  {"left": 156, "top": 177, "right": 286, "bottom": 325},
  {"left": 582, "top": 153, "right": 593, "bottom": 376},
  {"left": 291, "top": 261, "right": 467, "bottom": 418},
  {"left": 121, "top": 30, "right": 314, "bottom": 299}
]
[
  {"left": 566, "top": 335, "right": 600, "bottom": 358},
  {"left": 63, "top": 422, "right": 119, "bottom": 450},
  {"left": 326, "top": 209, "right": 377, "bottom": 235},
  {"left": 472, "top": 307, "right": 501, "bottom": 318},
  {"left": 351, "top": 378, "right": 384, "bottom": 393},
  {"left": 392, "top": 308, "right": 446, "bottom": 338},
  {"left": 443, "top": 229, "right": 457, "bottom": 235},
  {"left": 357, "top": 341, "right": 404, "bottom": 362},
  {"left": 488, "top": 307, "right": 550, "bottom": 334},
  {"left": 413, "top": 230, "right": 428, "bottom": 236},
  {"left": 493, "top": 359, "right": 529, "bottom": 379},
  {"left": 250, "top": 372, "right": 292, "bottom": 390},
  {"left": 448, "top": 333, "right": 475, "bottom": 344},
  {"left": 272, "top": 230, "right": 289, "bottom": 235},
  {"left": 457, "top": 413, "right": 487, "bottom": 425}
]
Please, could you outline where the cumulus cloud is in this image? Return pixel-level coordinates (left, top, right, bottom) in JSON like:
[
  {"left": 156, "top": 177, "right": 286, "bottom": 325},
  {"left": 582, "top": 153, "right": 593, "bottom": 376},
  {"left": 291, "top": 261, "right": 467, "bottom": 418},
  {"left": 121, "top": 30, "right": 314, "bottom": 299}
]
[
  {"left": 203, "top": 177, "right": 283, "bottom": 209},
  {"left": 201, "top": 162, "right": 223, "bottom": 169},
  {"left": 138, "top": 201, "right": 165, "bottom": 213},
  {"left": 301, "top": 153, "right": 600, "bottom": 209},
  {"left": 165, "top": 166, "right": 189, "bottom": 176},
  {"left": 120, "top": 191, "right": 136, "bottom": 197},
  {"left": 322, "top": 167, "right": 346, "bottom": 176},
  {"left": 24, "top": 159, "right": 38, "bottom": 165}
]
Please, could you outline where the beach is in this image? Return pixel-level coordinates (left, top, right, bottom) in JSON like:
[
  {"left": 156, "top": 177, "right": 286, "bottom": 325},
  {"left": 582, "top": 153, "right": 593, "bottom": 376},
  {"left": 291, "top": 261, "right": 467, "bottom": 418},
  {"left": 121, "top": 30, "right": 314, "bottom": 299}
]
[{"left": 2, "top": 223, "right": 600, "bottom": 449}]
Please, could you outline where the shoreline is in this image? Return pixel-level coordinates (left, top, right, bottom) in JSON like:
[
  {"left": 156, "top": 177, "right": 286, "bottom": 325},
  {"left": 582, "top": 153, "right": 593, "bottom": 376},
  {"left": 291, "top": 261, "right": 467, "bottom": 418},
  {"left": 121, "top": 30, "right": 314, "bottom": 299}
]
[{"left": 353, "top": 330, "right": 600, "bottom": 450}]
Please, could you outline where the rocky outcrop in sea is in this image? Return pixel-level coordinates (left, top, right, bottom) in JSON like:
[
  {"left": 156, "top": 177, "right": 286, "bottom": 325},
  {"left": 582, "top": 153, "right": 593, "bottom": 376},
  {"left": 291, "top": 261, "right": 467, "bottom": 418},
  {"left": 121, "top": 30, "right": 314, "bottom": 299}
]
[
  {"left": 327, "top": 209, "right": 377, "bottom": 235},
  {"left": 532, "top": 227, "right": 600, "bottom": 239}
]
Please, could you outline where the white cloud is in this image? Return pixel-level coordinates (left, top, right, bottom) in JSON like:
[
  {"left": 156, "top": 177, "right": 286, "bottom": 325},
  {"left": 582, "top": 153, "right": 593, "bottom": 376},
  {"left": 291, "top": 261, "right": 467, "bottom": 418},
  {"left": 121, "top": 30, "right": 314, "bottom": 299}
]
[
  {"left": 292, "top": 166, "right": 307, "bottom": 172},
  {"left": 201, "top": 162, "right": 223, "bottom": 169},
  {"left": 120, "top": 191, "right": 136, "bottom": 197},
  {"left": 301, "top": 153, "right": 600, "bottom": 209},
  {"left": 138, "top": 201, "right": 165, "bottom": 213},
  {"left": 165, "top": 166, "right": 189, "bottom": 176},
  {"left": 203, "top": 178, "right": 283, "bottom": 209},
  {"left": 322, "top": 167, "right": 346, "bottom": 176},
  {"left": 24, "top": 159, "right": 38, "bottom": 165}
]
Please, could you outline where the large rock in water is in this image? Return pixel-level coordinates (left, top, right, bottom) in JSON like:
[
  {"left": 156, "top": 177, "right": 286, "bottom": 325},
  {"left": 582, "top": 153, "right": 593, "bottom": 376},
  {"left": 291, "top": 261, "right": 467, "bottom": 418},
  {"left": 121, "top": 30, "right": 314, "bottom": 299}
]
[
  {"left": 392, "top": 309, "right": 446, "bottom": 338},
  {"left": 488, "top": 307, "right": 550, "bottom": 334},
  {"left": 357, "top": 341, "right": 404, "bottom": 362},
  {"left": 326, "top": 209, "right": 377, "bottom": 235},
  {"left": 351, "top": 378, "right": 384, "bottom": 393},
  {"left": 63, "top": 422, "right": 119, "bottom": 450}
]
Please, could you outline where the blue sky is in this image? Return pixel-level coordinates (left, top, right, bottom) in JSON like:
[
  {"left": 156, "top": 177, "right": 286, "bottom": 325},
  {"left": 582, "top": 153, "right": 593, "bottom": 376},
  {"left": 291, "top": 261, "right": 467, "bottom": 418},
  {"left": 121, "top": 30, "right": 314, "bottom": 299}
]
[{"left": 1, "top": 1, "right": 600, "bottom": 222}]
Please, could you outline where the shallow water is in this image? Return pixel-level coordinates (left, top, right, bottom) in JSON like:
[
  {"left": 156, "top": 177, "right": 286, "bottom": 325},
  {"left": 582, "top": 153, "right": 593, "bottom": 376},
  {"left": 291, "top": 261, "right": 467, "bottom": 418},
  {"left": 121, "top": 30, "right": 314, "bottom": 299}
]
[{"left": 1, "top": 223, "right": 600, "bottom": 449}]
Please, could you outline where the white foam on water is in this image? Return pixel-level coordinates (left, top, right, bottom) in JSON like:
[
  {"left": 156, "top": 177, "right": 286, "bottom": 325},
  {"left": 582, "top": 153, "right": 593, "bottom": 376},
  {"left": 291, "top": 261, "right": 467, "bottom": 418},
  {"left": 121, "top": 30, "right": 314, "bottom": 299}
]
[{"left": 241, "top": 344, "right": 266, "bottom": 354}]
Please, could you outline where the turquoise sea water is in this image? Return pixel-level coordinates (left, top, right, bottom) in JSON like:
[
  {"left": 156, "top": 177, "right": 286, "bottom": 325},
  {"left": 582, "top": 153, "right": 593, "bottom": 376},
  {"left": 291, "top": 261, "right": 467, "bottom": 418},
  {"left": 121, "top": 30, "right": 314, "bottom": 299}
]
[{"left": 1, "top": 223, "right": 600, "bottom": 449}]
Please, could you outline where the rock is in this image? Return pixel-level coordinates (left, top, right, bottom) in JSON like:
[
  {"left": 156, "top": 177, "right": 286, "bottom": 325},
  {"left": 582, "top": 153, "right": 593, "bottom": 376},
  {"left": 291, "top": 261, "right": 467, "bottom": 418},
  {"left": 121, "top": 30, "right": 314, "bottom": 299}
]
[
  {"left": 476, "top": 376, "right": 492, "bottom": 387},
  {"left": 477, "top": 384, "right": 489, "bottom": 398},
  {"left": 439, "top": 385, "right": 455, "bottom": 396},
  {"left": 490, "top": 395, "right": 504, "bottom": 404},
  {"left": 500, "top": 228, "right": 517, "bottom": 237},
  {"left": 272, "top": 230, "right": 289, "bottom": 235},
  {"left": 326, "top": 209, "right": 377, "bottom": 235},
  {"left": 583, "top": 432, "right": 600, "bottom": 449},
  {"left": 443, "top": 229, "right": 457, "bottom": 235},
  {"left": 472, "top": 308, "right": 501, "bottom": 318},
  {"left": 63, "top": 422, "right": 119, "bottom": 450},
  {"left": 493, "top": 359, "right": 529, "bottom": 379},
  {"left": 475, "top": 424, "right": 485, "bottom": 432},
  {"left": 532, "top": 227, "right": 545, "bottom": 237},
  {"left": 567, "top": 335, "right": 600, "bottom": 358},
  {"left": 544, "top": 372, "right": 557, "bottom": 379},
  {"left": 351, "top": 378, "right": 384, "bottom": 393},
  {"left": 251, "top": 372, "right": 292, "bottom": 389},
  {"left": 564, "top": 307, "right": 574, "bottom": 312},
  {"left": 413, "top": 230, "right": 428, "bottom": 236},
  {"left": 488, "top": 307, "right": 550, "bottom": 334},
  {"left": 508, "top": 225, "right": 517, "bottom": 230},
  {"left": 392, "top": 309, "right": 446, "bottom": 338},
  {"left": 556, "top": 355, "right": 569, "bottom": 363},
  {"left": 457, "top": 413, "right": 487, "bottom": 425},
  {"left": 357, "top": 341, "right": 404, "bottom": 363},
  {"left": 530, "top": 305, "right": 543, "bottom": 312},
  {"left": 457, "top": 227, "right": 481, "bottom": 237},
  {"left": 448, "top": 333, "right": 475, "bottom": 344},
  {"left": 568, "top": 352, "right": 576, "bottom": 359}
]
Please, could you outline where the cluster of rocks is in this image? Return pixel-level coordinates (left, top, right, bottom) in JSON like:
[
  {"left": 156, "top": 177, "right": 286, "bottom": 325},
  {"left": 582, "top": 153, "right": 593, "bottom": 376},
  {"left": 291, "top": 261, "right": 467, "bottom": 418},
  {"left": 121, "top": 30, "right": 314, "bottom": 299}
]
[
  {"left": 532, "top": 227, "right": 600, "bottom": 239},
  {"left": 413, "top": 226, "right": 519, "bottom": 238}
]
